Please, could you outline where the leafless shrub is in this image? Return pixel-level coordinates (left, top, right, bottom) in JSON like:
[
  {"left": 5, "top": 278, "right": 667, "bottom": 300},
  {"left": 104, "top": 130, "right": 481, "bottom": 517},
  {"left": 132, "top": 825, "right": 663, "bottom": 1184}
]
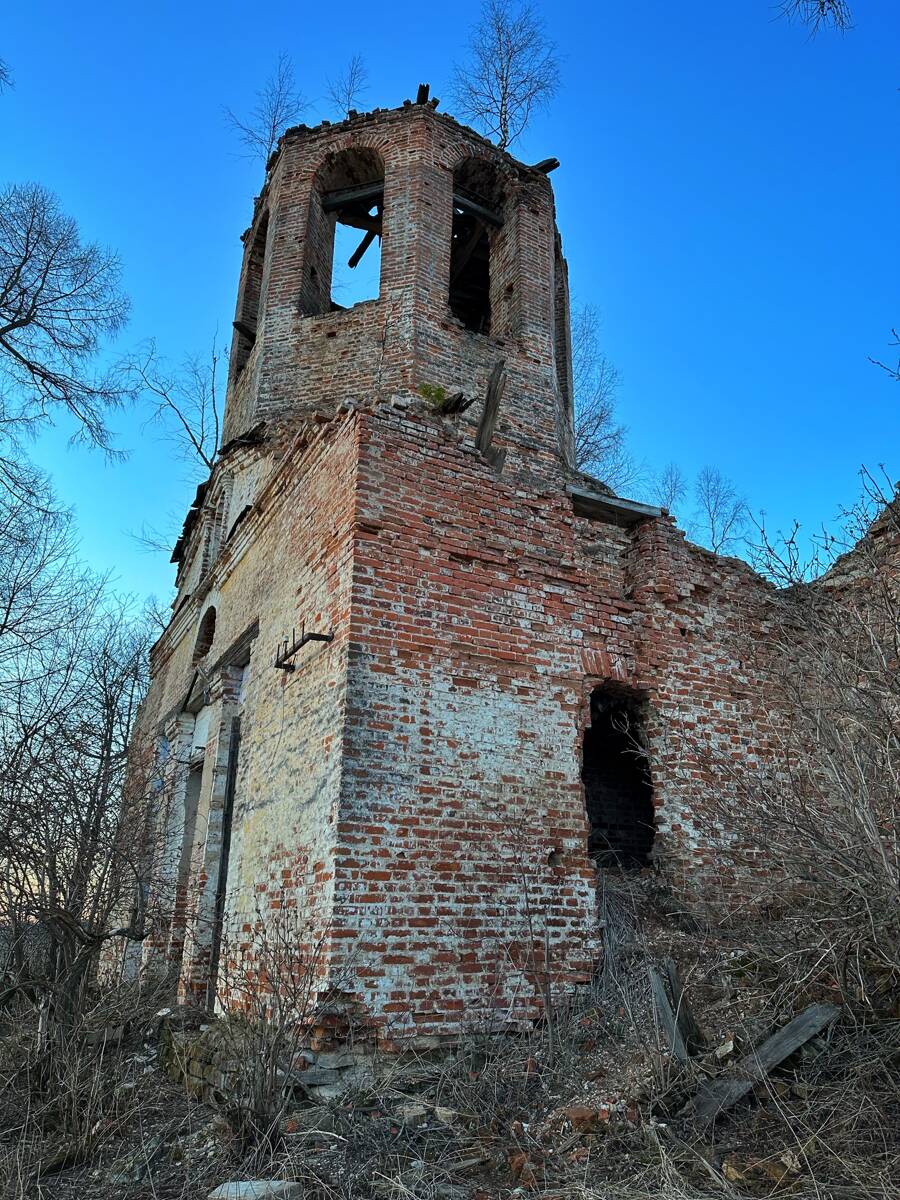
[
  {"left": 0, "top": 978, "right": 184, "bottom": 1198},
  {"left": 327, "top": 54, "right": 369, "bottom": 118},
  {"left": 694, "top": 474, "right": 899, "bottom": 1014},
  {"left": 224, "top": 54, "right": 307, "bottom": 165},
  {"left": 451, "top": 0, "right": 560, "bottom": 150},
  {"left": 212, "top": 896, "right": 342, "bottom": 1158}
]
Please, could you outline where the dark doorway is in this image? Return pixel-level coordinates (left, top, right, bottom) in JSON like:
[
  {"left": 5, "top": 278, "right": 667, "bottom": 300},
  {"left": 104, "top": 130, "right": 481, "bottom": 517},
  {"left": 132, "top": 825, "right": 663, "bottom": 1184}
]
[{"left": 582, "top": 689, "right": 655, "bottom": 869}]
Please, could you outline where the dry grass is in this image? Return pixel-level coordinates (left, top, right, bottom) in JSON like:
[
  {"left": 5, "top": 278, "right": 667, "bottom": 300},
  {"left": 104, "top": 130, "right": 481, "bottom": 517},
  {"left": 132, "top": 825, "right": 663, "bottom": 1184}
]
[{"left": 1, "top": 876, "right": 897, "bottom": 1199}]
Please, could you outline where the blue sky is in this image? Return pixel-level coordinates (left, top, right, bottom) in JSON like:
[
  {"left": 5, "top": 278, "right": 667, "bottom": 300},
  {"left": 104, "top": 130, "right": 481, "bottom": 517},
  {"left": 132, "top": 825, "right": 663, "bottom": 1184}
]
[{"left": 2, "top": 1, "right": 898, "bottom": 603}]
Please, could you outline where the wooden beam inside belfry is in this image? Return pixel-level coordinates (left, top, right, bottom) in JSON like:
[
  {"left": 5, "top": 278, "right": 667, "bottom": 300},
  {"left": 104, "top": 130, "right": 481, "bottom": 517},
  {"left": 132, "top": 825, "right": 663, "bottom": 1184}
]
[
  {"left": 322, "top": 182, "right": 384, "bottom": 212},
  {"left": 335, "top": 209, "right": 382, "bottom": 233},
  {"left": 450, "top": 218, "right": 486, "bottom": 285},
  {"left": 453, "top": 191, "right": 504, "bottom": 228},
  {"left": 348, "top": 229, "right": 377, "bottom": 269}
]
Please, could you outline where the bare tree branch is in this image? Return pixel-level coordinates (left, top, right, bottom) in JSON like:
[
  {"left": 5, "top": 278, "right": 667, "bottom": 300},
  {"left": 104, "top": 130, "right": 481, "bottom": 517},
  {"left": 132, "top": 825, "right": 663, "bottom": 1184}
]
[
  {"left": 452, "top": 0, "right": 560, "bottom": 150},
  {"left": 780, "top": 0, "right": 853, "bottom": 33},
  {"left": 652, "top": 462, "right": 687, "bottom": 514},
  {"left": 571, "top": 305, "right": 638, "bottom": 492},
  {"left": 870, "top": 327, "right": 900, "bottom": 384},
  {"left": 0, "top": 183, "right": 131, "bottom": 468},
  {"left": 0, "top": 58, "right": 12, "bottom": 92},
  {"left": 224, "top": 54, "right": 307, "bottom": 164},
  {"left": 327, "top": 54, "right": 369, "bottom": 118},
  {"left": 125, "top": 337, "right": 223, "bottom": 474}
]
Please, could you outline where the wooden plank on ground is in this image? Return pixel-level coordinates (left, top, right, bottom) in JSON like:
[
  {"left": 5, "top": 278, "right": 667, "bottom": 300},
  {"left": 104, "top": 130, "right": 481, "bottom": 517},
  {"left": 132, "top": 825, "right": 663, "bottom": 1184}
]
[
  {"left": 650, "top": 966, "right": 689, "bottom": 1063},
  {"left": 681, "top": 1003, "right": 840, "bottom": 1127},
  {"left": 663, "top": 956, "right": 704, "bottom": 1054}
]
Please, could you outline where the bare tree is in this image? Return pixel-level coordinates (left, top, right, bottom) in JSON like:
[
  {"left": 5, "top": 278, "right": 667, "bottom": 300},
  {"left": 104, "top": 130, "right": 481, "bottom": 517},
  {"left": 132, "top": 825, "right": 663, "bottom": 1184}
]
[
  {"left": 224, "top": 54, "right": 307, "bottom": 164},
  {"left": 452, "top": 0, "right": 560, "bottom": 150},
  {"left": 0, "top": 573, "right": 154, "bottom": 1036},
  {"left": 126, "top": 338, "right": 223, "bottom": 474},
  {"left": 327, "top": 53, "right": 369, "bottom": 118},
  {"left": 571, "top": 305, "right": 637, "bottom": 491},
  {"left": 0, "top": 183, "right": 130, "bottom": 479},
  {"left": 692, "top": 465, "right": 748, "bottom": 554},
  {"left": 652, "top": 462, "right": 686, "bottom": 514},
  {"left": 780, "top": 0, "right": 853, "bottom": 33}
]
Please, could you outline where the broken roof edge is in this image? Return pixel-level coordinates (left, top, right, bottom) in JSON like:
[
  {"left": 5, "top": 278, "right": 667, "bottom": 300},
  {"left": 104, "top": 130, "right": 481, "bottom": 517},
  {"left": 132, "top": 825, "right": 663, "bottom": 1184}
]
[
  {"left": 567, "top": 483, "right": 663, "bottom": 528},
  {"left": 266, "top": 101, "right": 554, "bottom": 190}
]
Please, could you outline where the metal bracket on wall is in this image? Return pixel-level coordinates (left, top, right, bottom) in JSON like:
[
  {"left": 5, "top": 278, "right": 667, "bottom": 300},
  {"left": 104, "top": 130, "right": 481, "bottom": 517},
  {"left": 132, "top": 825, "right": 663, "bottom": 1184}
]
[{"left": 273, "top": 624, "right": 334, "bottom": 672}]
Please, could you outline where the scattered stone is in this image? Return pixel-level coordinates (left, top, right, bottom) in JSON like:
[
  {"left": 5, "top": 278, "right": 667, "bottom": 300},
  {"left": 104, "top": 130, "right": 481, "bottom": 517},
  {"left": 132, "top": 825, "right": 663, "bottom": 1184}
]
[
  {"left": 108, "top": 1134, "right": 166, "bottom": 1185},
  {"left": 397, "top": 1102, "right": 430, "bottom": 1127},
  {"left": 564, "top": 1103, "right": 608, "bottom": 1133}
]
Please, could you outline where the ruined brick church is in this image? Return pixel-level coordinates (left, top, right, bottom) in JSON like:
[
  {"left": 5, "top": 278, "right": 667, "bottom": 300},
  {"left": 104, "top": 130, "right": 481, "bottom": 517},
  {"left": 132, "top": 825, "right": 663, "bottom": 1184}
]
[{"left": 130, "top": 94, "right": 789, "bottom": 1038}]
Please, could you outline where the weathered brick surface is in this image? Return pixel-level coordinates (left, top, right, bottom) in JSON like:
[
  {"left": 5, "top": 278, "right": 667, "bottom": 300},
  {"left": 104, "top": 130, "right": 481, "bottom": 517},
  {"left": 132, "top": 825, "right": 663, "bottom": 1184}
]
[{"left": 128, "top": 102, "right": 814, "bottom": 1039}]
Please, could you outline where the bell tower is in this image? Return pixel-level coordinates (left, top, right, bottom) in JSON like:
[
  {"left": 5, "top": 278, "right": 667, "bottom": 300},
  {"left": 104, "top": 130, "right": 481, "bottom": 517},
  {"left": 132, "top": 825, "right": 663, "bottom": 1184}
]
[
  {"left": 137, "top": 96, "right": 605, "bottom": 1039},
  {"left": 222, "top": 96, "right": 575, "bottom": 476}
]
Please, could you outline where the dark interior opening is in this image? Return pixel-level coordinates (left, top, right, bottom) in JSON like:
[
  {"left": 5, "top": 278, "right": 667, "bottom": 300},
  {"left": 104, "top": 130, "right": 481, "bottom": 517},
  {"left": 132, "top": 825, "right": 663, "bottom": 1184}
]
[
  {"left": 450, "top": 158, "right": 504, "bottom": 334},
  {"left": 582, "top": 689, "right": 655, "bottom": 869}
]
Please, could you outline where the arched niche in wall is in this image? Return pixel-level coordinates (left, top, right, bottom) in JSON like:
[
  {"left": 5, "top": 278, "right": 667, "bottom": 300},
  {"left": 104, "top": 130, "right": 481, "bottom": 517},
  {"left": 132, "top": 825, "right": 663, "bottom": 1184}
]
[
  {"left": 233, "top": 211, "right": 270, "bottom": 377},
  {"left": 449, "top": 157, "right": 508, "bottom": 336},
  {"left": 299, "top": 146, "right": 385, "bottom": 317},
  {"left": 204, "top": 484, "right": 232, "bottom": 573},
  {"left": 193, "top": 606, "right": 217, "bottom": 664}
]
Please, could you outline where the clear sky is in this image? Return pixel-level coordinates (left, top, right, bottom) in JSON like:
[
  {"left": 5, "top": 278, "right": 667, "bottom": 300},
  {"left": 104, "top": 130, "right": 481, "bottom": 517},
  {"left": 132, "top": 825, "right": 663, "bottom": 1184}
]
[{"left": 2, "top": 2, "right": 898, "bottom": 604}]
